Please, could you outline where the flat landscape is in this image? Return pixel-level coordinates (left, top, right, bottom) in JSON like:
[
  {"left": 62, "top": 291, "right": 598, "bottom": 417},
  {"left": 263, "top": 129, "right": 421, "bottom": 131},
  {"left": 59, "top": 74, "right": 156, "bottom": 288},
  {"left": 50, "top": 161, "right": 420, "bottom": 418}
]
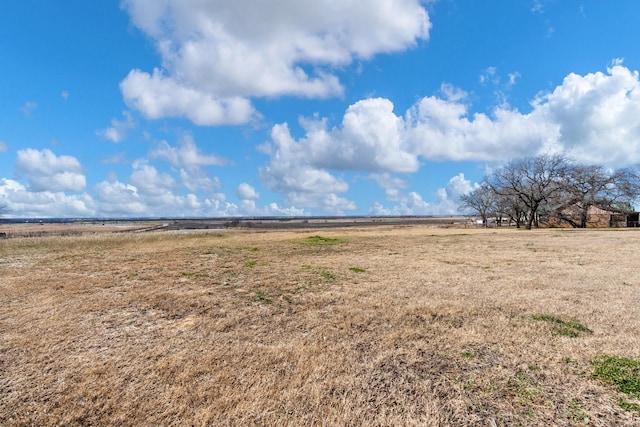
[{"left": 1, "top": 224, "right": 640, "bottom": 426}]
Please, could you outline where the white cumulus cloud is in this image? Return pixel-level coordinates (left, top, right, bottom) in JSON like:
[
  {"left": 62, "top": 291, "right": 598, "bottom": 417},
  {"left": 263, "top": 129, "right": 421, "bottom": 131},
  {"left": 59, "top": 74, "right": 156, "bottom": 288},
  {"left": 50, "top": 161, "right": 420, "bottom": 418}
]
[
  {"left": 150, "top": 132, "right": 227, "bottom": 168},
  {"left": 97, "top": 111, "right": 136, "bottom": 143},
  {"left": 272, "top": 99, "right": 418, "bottom": 173},
  {"left": 16, "top": 148, "right": 86, "bottom": 192},
  {"left": 121, "top": 69, "right": 257, "bottom": 125},
  {"left": 0, "top": 178, "right": 94, "bottom": 217},
  {"left": 369, "top": 173, "right": 476, "bottom": 216},
  {"left": 120, "top": 0, "right": 431, "bottom": 124},
  {"left": 259, "top": 98, "right": 422, "bottom": 211},
  {"left": 260, "top": 123, "right": 349, "bottom": 194},
  {"left": 129, "top": 161, "right": 177, "bottom": 198},
  {"left": 532, "top": 63, "right": 640, "bottom": 166},
  {"left": 150, "top": 132, "right": 226, "bottom": 194},
  {"left": 369, "top": 173, "right": 409, "bottom": 202},
  {"left": 94, "top": 179, "right": 146, "bottom": 215},
  {"left": 237, "top": 183, "right": 259, "bottom": 200},
  {"left": 407, "top": 63, "right": 640, "bottom": 166},
  {"left": 258, "top": 63, "right": 640, "bottom": 214}
]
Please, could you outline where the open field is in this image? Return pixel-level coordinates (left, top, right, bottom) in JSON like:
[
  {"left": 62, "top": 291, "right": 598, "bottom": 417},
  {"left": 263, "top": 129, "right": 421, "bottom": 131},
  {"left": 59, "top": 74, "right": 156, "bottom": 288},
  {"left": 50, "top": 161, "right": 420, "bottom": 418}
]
[
  {"left": 1, "top": 225, "right": 640, "bottom": 426},
  {"left": 0, "top": 215, "right": 468, "bottom": 238}
]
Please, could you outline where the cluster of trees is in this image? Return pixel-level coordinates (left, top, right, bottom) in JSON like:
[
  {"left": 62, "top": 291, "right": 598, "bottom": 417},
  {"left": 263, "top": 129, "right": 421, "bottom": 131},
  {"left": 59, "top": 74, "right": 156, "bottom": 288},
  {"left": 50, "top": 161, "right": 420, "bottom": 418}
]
[{"left": 460, "top": 154, "right": 640, "bottom": 229}]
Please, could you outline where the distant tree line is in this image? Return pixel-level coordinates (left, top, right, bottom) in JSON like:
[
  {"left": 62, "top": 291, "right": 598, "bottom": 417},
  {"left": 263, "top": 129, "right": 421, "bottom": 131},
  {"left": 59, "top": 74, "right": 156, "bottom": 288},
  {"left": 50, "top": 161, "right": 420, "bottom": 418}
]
[{"left": 460, "top": 154, "right": 640, "bottom": 229}]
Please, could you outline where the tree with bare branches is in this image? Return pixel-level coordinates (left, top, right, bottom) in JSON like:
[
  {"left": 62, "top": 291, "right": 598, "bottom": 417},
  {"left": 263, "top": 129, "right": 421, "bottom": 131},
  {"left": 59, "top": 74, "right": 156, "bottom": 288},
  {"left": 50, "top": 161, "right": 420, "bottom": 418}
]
[
  {"left": 495, "top": 190, "right": 528, "bottom": 228},
  {"left": 459, "top": 183, "right": 497, "bottom": 226},
  {"left": 552, "top": 165, "right": 640, "bottom": 228},
  {"left": 461, "top": 154, "right": 640, "bottom": 229},
  {"left": 487, "top": 154, "right": 570, "bottom": 229}
]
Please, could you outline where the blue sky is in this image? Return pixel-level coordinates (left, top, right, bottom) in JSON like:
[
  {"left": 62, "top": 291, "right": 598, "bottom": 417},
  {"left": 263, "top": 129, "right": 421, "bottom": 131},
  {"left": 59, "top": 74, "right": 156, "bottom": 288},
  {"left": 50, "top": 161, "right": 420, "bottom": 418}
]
[{"left": 2, "top": 0, "right": 640, "bottom": 218}]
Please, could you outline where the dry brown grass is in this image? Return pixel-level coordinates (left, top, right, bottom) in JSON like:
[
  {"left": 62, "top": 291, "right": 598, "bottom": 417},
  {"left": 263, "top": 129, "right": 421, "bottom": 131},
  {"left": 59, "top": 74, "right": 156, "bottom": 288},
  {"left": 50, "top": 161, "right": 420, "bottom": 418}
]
[{"left": 1, "top": 225, "right": 640, "bottom": 426}]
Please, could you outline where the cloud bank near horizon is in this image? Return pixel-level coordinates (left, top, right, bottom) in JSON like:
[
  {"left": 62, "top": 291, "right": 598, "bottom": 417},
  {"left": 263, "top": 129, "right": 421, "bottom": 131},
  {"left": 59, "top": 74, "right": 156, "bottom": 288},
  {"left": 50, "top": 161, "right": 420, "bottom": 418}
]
[{"left": 4, "top": 62, "right": 640, "bottom": 217}]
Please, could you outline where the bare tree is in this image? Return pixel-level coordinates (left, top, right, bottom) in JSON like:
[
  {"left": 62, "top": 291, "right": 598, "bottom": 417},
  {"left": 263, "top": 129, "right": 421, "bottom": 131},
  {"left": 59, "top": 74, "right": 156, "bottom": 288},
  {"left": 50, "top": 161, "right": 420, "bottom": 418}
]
[
  {"left": 550, "top": 165, "right": 639, "bottom": 228},
  {"left": 609, "top": 168, "right": 640, "bottom": 209},
  {"left": 548, "top": 165, "right": 640, "bottom": 228},
  {"left": 459, "top": 183, "right": 497, "bottom": 226},
  {"left": 472, "top": 154, "right": 640, "bottom": 229},
  {"left": 495, "top": 190, "right": 528, "bottom": 228},
  {"left": 487, "top": 154, "right": 570, "bottom": 229}
]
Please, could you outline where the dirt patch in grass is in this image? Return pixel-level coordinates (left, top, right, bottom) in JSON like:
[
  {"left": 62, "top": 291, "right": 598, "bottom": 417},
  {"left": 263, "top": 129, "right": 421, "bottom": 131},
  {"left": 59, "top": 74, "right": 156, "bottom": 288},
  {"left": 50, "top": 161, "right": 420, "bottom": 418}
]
[{"left": 1, "top": 226, "right": 640, "bottom": 425}]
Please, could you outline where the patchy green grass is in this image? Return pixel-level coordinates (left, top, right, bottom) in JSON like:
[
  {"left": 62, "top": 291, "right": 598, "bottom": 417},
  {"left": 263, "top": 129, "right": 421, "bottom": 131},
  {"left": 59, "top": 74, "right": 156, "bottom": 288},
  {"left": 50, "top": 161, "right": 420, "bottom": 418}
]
[
  {"left": 319, "top": 269, "right": 336, "bottom": 282},
  {"left": 531, "top": 314, "right": 592, "bottom": 337},
  {"left": 245, "top": 261, "right": 257, "bottom": 268},
  {"left": 302, "top": 235, "right": 345, "bottom": 245},
  {"left": 253, "top": 289, "right": 273, "bottom": 304},
  {"left": 592, "top": 355, "right": 640, "bottom": 412},
  {"left": 557, "top": 321, "right": 592, "bottom": 337},
  {"left": 619, "top": 401, "right": 640, "bottom": 413},
  {"left": 567, "top": 399, "right": 590, "bottom": 425},
  {"left": 299, "top": 265, "right": 337, "bottom": 286},
  {"left": 531, "top": 314, "right": 563, "bottom": 323},
  {"left": 348, "top": 267, "right": 366, "bottom": 273}
]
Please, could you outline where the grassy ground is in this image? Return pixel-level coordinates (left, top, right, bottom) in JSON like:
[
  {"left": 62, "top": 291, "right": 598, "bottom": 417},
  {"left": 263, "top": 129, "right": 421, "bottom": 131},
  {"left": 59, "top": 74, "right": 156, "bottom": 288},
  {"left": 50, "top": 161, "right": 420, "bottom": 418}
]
[{"left": 1, "top": 225, "right": 640, "bottom": 426}]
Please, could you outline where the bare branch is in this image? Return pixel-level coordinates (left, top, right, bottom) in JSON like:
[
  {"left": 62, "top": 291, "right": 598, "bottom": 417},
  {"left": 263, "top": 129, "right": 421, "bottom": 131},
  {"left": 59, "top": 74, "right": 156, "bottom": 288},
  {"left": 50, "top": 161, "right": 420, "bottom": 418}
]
[
  {"left": 487, "top": 154, "right": 570, "bottom": 229},
  {"left": 459, "top": 183, "right": 497, "bottom": 226}
]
